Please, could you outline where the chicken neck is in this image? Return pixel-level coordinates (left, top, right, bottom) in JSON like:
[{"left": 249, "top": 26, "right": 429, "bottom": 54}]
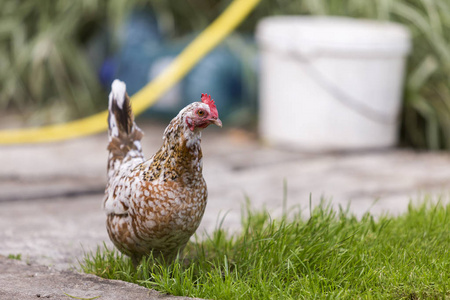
[{"left": 141, "top": 119, "right": 203, "bottom": 185}]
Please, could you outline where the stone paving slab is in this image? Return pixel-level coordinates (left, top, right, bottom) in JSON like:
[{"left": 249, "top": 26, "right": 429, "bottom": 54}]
[
  {"left": 0, "top": 256, "right": 199, "bottom": 300},
  {"left": 0, "top": 195, "right": 109, "bottom": 269}
]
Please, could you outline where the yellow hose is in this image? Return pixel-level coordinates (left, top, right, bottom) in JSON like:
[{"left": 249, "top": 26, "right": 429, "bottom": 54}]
[{"left": 0, "top": 0, "right": 261, "bottom": 145}]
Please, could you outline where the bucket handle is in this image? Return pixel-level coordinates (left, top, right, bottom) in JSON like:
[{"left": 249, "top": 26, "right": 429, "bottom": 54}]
[{"left": 262, "top": 44, "right": 401, "bottom": 125}]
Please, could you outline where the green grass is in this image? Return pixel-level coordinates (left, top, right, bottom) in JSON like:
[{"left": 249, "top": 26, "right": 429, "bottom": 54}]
[
  {"left": 80, "top": 200, "right": 450, "bottom": 299},
  {"left": 7, "top": 253, "right": 21, "bottom": 260}
]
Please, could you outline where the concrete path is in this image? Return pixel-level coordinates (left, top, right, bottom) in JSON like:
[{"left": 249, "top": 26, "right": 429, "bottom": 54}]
[
  {"left": 0, "top": 255, "right": 198, "bottom": 299},
  {"left": 1, "top": 121, "right": 450, "bottom": 297}
]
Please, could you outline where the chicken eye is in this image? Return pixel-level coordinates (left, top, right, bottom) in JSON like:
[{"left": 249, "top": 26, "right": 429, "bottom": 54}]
[{"left": 197, "top": 110, "right": 205, "bottom": 117}]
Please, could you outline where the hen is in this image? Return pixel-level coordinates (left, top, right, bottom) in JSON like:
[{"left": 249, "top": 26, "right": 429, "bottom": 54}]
[{"left": 103, "top": 79, "right": 222, "bottom": 266}]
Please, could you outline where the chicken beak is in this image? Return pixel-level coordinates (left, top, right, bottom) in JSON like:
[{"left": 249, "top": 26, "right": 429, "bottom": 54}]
[{"left": 211, "top": 118, "right": 222, "bottom": 128}]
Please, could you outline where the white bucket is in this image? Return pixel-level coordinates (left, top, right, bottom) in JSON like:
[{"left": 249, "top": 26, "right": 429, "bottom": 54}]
[{"left": 256, "top": 16, "right": 412, "bottom": 151}]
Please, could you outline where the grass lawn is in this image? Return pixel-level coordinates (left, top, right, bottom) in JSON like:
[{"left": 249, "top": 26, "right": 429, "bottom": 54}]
[{"left": 80, "top": 199, "right": 450, "bottom": 299}]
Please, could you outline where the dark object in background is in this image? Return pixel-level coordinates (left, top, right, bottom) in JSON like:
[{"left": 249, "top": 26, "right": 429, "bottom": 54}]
[{"left": 98, "top": 9, "right": 258, "bottom": 125}]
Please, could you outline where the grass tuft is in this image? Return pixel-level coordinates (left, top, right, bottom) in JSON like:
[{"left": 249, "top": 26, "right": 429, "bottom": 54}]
[
  {"left": 81, "top": 200, "right": 450, "bottom": 299},
  {"left": 7, "top": 253, "right": 22, "bottom": 260}
]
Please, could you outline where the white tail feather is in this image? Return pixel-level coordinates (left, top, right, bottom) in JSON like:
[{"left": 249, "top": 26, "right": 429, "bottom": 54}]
[{"left": 111, "top": 79, "right": 127, "bottom": 109}]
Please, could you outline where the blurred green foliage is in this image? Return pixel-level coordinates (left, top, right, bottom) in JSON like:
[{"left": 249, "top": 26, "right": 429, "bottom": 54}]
[
  {"left": 0, "top": 0, "right": 133, "bottom": 124},
  {"left": 1, "top": 0, "right": 449, "bottom": 150}
]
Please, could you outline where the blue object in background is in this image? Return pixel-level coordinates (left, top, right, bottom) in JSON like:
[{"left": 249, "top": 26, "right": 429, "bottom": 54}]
[
  {"left": 100, "top": 8, "right": 162, "bottom": 95},
  {"left": 97, "top": 8, "right": 258, "bottom": 124},
  {"left": 184, "top": 47, "right": 243, "bottom": 117}
]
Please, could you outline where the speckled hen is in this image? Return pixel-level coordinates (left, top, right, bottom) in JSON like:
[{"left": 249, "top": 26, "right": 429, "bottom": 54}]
[{"left": 103, "top": 79, "right": 222, "bottom": 266}]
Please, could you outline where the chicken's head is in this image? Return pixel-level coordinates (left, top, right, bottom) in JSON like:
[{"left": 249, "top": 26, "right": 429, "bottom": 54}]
[{"left": 184, "top": 94, "right": 222, "bottom": 131}]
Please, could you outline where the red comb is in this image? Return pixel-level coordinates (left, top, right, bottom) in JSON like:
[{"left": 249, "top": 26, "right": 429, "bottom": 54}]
[{"left": 201, "top": 93, "right": 219, "bottom": 118}]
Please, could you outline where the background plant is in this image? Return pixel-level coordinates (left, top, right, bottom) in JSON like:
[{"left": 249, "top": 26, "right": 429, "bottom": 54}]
[
  {"left": 1, "top": 0, "right": 449, "bottom": 150},
  {"left": 0, "top": 0, "right": 133, "bottom": 124}
]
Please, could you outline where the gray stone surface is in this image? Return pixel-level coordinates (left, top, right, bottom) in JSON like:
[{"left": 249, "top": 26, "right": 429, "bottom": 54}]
[
  {"left": 0, "top": 255, "right": 198, "bottom": 299},
  {"left": 1, "top": 121, "right": 450, "bottom": 297}
]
